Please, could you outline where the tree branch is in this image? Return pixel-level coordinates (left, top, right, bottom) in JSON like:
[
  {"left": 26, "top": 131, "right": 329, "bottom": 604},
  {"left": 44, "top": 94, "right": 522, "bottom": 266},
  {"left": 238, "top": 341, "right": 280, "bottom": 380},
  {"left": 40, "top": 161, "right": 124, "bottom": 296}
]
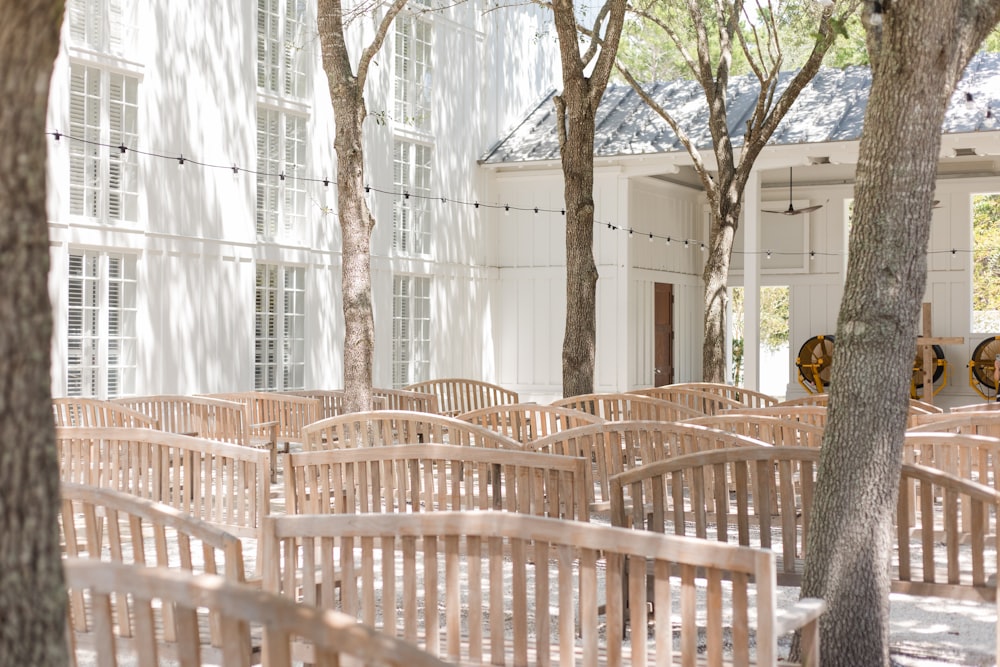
[{"left": 357, "top": 0, "right": 411, "bottom": 92}]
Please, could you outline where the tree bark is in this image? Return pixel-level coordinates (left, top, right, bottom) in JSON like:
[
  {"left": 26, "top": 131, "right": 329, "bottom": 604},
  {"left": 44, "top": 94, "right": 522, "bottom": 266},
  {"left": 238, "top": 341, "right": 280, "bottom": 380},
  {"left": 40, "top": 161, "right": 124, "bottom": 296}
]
[
  {"left": 317, "top": 0, "right": 407, "bottom": 413},
  {"left": 550, "top": 0, "right": 626, "bottom": 398},
  {"left": 800, "top": 3, "right": 1000, "bottom": 665},
  {"left": 0, "top": 2, "right": 68, "bottom": 666}
]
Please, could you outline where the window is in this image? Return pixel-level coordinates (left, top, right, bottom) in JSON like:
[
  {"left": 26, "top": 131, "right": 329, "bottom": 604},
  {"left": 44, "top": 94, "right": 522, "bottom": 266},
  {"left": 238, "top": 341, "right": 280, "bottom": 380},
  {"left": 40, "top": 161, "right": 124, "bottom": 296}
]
[
  {"left": 393, "top": 15, "right": 432, "bottom": 129},
  {"left": 255, "top": 264, "right": 305, "bottom": 391},
  {"left": 392, "top": 275, "right": 431, "bottom": 388},
  {"left": 256, "top": 108, "right": 307, "bottom": 238},
  {"left": 67, "top": 0, "right": 125, "bottom": 54},
  {"left": 69, "top": 64, "right": 139, "bottom": 222},
  {"left": 257, "top": 0, "right": 310, "bottom": 99},
  {"left": 392, "top": 140, "right": 432, "bottom": 254},
  {"left": 972, "top": 193, "right": 1000, "bottom": 333},
  {"left": 67, "top": 250, "right": 137, "bottom": 398}
]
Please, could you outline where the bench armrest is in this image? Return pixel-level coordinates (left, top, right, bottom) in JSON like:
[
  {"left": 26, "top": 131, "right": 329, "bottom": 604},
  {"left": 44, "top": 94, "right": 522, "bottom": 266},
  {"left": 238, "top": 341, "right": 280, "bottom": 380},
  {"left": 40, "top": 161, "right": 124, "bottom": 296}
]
[{"left": 775, "top": 597, "right": 825, "bottom": 636}]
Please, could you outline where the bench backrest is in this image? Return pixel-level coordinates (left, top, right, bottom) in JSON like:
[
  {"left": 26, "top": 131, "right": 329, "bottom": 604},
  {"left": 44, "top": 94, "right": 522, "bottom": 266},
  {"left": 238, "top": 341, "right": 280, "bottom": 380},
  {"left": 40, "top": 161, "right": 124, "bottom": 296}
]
[
  {"left": 908, "top": 412, "right": 1000, "bottom": 437},
  {"left": 56, "top": 427, "right": 270, "bottom": 544},
  {"left": 53, "top": 398, "right": 158, "bottom": 429},
  {"left": 610, "top": 445, "right": 1000, "bottom": 603},
  {"left": 65, "top": 559, "right": 455, "bottom": 667},
  {"left": 655, "top": 382, "right": 779, "bottom": 409},
  {"left": 285, "top": 443, "right": 589, "bottom": 521},
  {"left": 403, "top": 378, "right": 518, "bottom": 416},
  {"left": 950, "top": 402, "right": 1000, "bottom": 414},
  {"left": 263, "top": 511, "right": 816, "bottom": 667},
  {"left": 780, "top": 394, "right": 943, "bottom": 417},
  {"left": 720, "top": 405, "right": 829, "bottom": 427},
  {"left": 284, "top": 390, "right": 387, "bottom": 419},
  {"left": 113, "top": 394, "right": 250, "bottom": 442},
  {"left": 684, "top": 414, "right": 825, "bottom": 447},
  {"left": 629, "top": 386, "right": 745, "bottom": 415},
  {"left": 300, "top": 410, "right": 522, "bottom": 451},
  {"left": 207, "top": 391, "right": 321, "bottom": 445},
  {"left": 455, "top": 403, "right": 604, "bottom": 444},
  {"left": 549, "top": 392, "right": 703, "bottom": 422},
  {"left": 529, "top": 420, "right": 771, "bottom": 511},
  {"left": 60, "top": 482, "right": 246, "bottom": 583},
  {"left": 374, "top": 387, "right": 441, "bottom": 414}
]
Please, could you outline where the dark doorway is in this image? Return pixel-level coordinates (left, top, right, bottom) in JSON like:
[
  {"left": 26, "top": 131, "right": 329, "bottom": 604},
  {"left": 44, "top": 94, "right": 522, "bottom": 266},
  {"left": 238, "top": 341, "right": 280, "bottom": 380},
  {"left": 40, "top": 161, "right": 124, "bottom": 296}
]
[{"left": 654, "top": 283, "right": 674, "bottom": 386}]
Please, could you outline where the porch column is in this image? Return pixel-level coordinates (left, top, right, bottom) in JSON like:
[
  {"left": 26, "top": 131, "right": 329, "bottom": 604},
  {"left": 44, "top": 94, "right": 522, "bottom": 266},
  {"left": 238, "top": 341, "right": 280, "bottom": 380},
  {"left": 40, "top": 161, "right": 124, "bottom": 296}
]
[{"left": 742, "top": 170, "right": 761, "bottom": 391}]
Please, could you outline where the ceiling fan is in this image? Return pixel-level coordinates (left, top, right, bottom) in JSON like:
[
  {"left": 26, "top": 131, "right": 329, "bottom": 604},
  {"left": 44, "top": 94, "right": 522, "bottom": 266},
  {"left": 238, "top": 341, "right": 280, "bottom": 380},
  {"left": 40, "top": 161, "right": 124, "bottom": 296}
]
[{"left": 762, "top": 168, "right": 823, "bottom": 216}]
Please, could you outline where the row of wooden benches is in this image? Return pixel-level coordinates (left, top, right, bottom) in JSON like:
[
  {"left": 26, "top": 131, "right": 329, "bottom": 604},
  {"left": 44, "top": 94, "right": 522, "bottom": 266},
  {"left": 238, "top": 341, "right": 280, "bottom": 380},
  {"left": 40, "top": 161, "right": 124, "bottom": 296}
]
[
  {"left": 62, "top": 482, "right": 823, "bottom": 667},
  {"left": 62, "top": 423, "right": 1000, "bottom": 666}
]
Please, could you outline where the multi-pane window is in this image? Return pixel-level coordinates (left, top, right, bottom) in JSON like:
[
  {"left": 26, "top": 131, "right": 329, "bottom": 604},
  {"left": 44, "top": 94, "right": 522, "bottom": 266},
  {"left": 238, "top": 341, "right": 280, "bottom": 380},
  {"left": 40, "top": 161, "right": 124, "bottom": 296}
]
[
  {"left": 392, "top": 140, "right": 432, "bottom": 254},
  {"left": 393, "top": 16, "right": 432, "bottom": 129},
  {"left": 257, "top": 0, "right": 310, "bottom": 99},
  {"left": 392, "top": 275, "right": 431, "bottom": 388},
  {"left": 256, "top": 108, "right": 307, "bottom": 238},
  {"left": 255, "top": 264, "right": 305, "bottom": 391},
  {"left": 69, "top": 64, "right": 139, "bottom": 222},
  {"left": 67, "top": 250, "right": 137, "bottom": 398},
  {"left": 67, "top": 0, "right": 125, "bottom": 54}
]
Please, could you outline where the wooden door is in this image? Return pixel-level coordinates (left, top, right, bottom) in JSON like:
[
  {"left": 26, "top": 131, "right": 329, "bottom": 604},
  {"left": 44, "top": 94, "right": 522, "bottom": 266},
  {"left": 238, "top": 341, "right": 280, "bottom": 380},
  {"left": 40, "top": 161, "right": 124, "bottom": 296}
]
[{"left": 654, "top": 283, "right": 674, "bottom": 386}]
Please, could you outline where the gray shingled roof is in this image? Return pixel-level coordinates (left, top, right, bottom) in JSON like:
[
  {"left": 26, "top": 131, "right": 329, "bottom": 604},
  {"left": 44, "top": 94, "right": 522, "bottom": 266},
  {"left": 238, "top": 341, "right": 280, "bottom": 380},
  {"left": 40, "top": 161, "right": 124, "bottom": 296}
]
[{"left": 481, "top": 51, "right": 1000, "bottom": 164}]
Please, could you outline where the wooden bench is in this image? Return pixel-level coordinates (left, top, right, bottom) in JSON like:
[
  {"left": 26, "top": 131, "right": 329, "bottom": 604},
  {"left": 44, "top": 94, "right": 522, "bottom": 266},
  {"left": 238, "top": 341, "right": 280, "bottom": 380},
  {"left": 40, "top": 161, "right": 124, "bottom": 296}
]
[
  {"left": 721, "top": 405, "right": 829, "bottom": 428},
  {"left": 65, "top": 559, "right": 455, "bottom": 667},
  {"left": 206, "top": 391, "right": 321, "bottom": 448},
  {"left": 455, "top": 402, "right": 604, "bottom": 445},
  {"left": 404, "top": 378, "right": 519, "bottom": 417},
  {"left": 285, "top": 443, "right": 590, "bottom": 521},
  {"left": 609, "top": 444, "right": 1000, "bottom": 658},
  {"left": 119, "top": 394, "right": 281, "bottom": 483},
  {"left": 53, "top": 397, "right": 158, "bottom": 429},
  {"left": 778, "top": 394, "right": 942, "bottom": 417},
  {"left": 300, "top": 410, "right": 522, "bottom": 452},
  {"left": 528, "top": 420, "right": 772, "bottom": 515},
  {"left": 908, "top": 412, "right": 1000, "bottom": 436},
  {"left": 654, "top": 382, "right": 779, "bottom": 409},
  {"left": 950, "top": 401, "right": 1000, "bottom": 414},
  {"left": 284, "top": 390, "right": 387, "bottom": 419},
  {"left": 374, "top": 387, "right": 441, "bottom": 414},
  {"left": 262, "top": 512, "right": 824, "bottom": 667},
  {"left": 60, "top": 482, "right": 247, "bottom": 584},
  {"left": 684, "top": 414, "right": 826, "bottom": 447},
  {"left": 550, "top": 392, "right": 703, "bottom": 422},
  {"left": 629, "top": 386, "right": 747, "bottom": 415},
  {"left": 56, "top": 427, "right": 270, "bottom": 574}
]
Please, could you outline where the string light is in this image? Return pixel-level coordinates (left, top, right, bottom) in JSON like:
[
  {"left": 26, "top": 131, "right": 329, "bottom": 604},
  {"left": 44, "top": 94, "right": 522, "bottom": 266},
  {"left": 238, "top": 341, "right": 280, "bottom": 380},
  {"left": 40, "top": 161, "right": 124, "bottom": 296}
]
[{"left": 41, "top": 130, "right": 984, "bottom": 260}]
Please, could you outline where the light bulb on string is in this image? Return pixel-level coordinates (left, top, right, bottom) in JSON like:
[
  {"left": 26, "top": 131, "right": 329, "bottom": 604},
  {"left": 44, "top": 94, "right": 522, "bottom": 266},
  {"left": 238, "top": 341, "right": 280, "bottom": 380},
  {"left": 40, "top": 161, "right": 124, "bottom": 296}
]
[
  {"left": 504, "top": 204, "right": 510, "bottom": 216},
  {"left": 700, "top": 243, "right": 706, "bottom": 253},
  {"left": 809, "top": 251, "right": 816, "bottom": 261},
  {"left": 684, "top": 240, "right": 689, "bottom": 248},
  {"left": 648, "top": 233, "right": 653, "bottom": 243},
  {"left": 177, "top": 154, "right": 185, "bottom": 167},
  {"left": 665, "top": 237, "right": 671, "bottom": 246},
  {"left": 766, "top": 250, "right": 772, "bottom": 259}
]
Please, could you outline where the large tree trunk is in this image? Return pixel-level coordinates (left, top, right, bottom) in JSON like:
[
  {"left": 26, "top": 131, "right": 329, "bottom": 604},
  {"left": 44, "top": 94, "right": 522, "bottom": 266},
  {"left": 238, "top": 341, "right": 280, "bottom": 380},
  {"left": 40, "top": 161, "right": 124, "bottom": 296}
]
[
  {"left": 550, "top": 0, "right": 626, "bottom": 398},
  {"left": 317, "top": 0, "right": 405, "bottom": 413},
  {"left": 557, "top": 93, "right": 599, "bottom": 398},
  {"left": 800, "top": 4, "right": 1000, "bottom": 665},
  {"left": 701, "top": 185, "right": 740, "bottom": 383},
  {"left": 0, "top": 2, "right": 68, "bottom": 665}
]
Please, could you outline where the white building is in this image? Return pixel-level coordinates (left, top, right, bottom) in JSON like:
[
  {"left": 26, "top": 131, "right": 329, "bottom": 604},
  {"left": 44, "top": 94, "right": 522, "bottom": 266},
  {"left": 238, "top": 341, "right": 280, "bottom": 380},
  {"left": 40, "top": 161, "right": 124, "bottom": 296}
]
[
  {"left": 45, "top": 1, "right": 1000, "bottom": 408},
  {"left": 45, "top": 0, "right": 558, "bottom": 398},
  {"left": 483, "top": 56, "right": 1000, "bottom": 406}
]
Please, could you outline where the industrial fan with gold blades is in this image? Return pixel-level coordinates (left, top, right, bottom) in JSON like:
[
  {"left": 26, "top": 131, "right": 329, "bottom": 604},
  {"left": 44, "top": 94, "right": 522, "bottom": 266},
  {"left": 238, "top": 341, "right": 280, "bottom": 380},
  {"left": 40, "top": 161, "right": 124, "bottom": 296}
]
[
  {"left": 762, "top": 168, "right": 823, "bottom": 216},
  {"left": 968, "top": 336, "right": 1000, "bottom": 400},
  {"left": 796, "top": 334, "right": 834, "bottom": 394}
]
